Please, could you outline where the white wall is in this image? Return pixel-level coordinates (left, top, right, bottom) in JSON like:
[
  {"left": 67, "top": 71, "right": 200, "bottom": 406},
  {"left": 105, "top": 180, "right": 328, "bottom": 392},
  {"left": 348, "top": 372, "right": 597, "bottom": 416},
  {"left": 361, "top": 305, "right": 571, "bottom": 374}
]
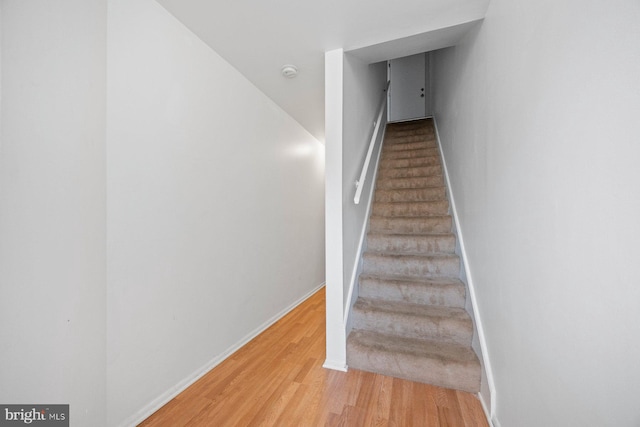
[
  {"left": 324, "top": 49, "right": 347, "bottom": 370},
  {"left": 324, "top": 49, "right": 386, "bottom": 369},
  {"left": 424, "top": 54, "right": 432, "bottom": 116},
  {"left": 106, "top": 0, "right": 325, "bottom": 425},
  {"left": 0, "top": 1, "right": 107, "bottom": 426},
  {"left": 342, "top": 54, "right": 387, "bottom": 307},
  {"left": 432, "top": 0, "right": 640, "bottom": 425}
]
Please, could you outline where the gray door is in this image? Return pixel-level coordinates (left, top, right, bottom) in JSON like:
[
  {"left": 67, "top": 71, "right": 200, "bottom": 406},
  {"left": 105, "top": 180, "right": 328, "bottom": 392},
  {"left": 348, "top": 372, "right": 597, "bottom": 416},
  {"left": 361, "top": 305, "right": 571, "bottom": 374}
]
[{"left": 388, "top": 53, "right": 426, "bottom": 122}]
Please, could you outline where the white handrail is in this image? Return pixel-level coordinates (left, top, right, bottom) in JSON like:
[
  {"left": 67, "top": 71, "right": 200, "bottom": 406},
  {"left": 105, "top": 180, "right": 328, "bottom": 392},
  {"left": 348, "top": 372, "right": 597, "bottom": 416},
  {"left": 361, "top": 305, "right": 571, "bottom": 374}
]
[{"left": 354, "top": 80, "right": 390, "bottom": 204}]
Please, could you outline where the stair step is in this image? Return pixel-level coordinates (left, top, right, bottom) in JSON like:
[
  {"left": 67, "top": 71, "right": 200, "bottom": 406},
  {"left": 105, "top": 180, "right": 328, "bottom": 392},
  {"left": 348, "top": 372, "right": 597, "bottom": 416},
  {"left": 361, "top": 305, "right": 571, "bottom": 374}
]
[
  {"left": 387, "top": 122, "right": 434, "bottom": 135},
  {"left": 362, "top": 252, "right": 460, "bottom": 278},
  {"left": 375, "top": 187, "right": 445, "bottom": 203},
  {"left": 352, "top": 298, "right": 473, "bottom": 344},
  {"left": 380, "top": 156, "right": 441, "bottom": 169},
  {"left": 377, "top": 165, "right": 442, "bottom": 179},
  {"left": 347, "top": 330, "right": 481, "bottom": 393},
  {"left": 386, "top": 131, "right": 433, "bottom": 140},
  {"left": 385, "top": 127, "right": 432, "bottom": 137},
  {"left": 376, "top": 175, "right": 444, "bottom": 190},
  {"left": 367, "top": 233, "right": 456, "bottom": 255},
  {"left": 384, "top": 140, "right": 436, "bottom": 152},
  {"left": 385, "top": 134, "right": 435, "bottom": 144},
  {"left": 372, "top": 200, "right": 449, "bottom": 217},
  {"left": 359, "top": 275, "right": 466, "bottom": 308},
  {"left": 383, "top": 132, "right": 434, "bottom": 145},
  {"left": 382, "top": 147, "right": 440, "bottom": 160},
  {"left": 369, "top": 215, "right": 452, "bottom": 234},
  {"left": 387, "top": 120, "right": 431, "bottom": 131}
]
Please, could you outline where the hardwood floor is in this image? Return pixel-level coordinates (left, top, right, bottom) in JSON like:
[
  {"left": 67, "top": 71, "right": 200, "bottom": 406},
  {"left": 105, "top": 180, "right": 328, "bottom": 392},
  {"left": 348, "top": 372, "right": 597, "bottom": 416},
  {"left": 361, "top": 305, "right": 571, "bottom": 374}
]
[{"left": 139, "top": 288, "right": 489, "bottom": 426}]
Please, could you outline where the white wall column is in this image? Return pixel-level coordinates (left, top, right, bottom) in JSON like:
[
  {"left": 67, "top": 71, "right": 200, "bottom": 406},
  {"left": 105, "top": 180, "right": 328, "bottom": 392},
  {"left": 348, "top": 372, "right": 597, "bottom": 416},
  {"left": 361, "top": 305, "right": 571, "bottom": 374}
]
[{"left": 323, "top": 48, "right": 347, "bottom": 370}]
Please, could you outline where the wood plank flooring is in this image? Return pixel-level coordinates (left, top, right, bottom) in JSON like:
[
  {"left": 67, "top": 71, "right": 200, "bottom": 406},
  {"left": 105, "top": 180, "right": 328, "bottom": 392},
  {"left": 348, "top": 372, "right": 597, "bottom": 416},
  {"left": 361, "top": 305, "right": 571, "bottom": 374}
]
[{"left": 139, "top": 288, "right": 489, "bottom": 426}]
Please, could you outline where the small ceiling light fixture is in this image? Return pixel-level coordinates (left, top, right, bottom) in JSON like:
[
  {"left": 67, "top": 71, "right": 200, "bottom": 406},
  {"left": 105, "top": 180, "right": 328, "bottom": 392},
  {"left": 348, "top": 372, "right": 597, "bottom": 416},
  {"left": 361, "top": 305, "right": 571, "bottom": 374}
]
[{"left": 281, "top": 65, "right": 298, "bottom": 79}]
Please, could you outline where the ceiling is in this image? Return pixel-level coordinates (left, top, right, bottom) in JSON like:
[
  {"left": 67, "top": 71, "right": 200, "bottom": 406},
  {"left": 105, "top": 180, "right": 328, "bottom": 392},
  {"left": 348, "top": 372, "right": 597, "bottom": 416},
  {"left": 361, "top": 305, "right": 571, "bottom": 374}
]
[{"left": 155, "top": 0, "right": 488, "bottom": 141}]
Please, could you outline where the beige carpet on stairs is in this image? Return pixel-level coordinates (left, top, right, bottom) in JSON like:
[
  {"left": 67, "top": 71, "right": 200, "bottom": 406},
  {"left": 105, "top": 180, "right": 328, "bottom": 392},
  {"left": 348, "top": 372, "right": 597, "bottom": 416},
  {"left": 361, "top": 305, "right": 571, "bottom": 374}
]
[{"left": 346, "top": 118, "right": 481, "bottom": 393}]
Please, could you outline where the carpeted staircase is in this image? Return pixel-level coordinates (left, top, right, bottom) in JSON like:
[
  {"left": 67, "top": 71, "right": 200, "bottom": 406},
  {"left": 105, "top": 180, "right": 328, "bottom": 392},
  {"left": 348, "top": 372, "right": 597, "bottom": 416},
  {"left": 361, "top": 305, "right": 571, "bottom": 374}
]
[{"left": 346, "top": 118, "right": 481, "bottom": 393}]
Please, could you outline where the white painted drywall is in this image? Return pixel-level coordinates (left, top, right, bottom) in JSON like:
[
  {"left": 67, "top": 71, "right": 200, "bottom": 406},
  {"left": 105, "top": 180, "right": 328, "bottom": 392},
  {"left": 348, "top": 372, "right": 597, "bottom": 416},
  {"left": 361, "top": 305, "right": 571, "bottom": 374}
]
[
  {"left": 155, "top": 0, "right": 488, "bottom": 141},
  {"left": 324, "top": 49, "right": 387, "bottom": 369},
  {"left": 324, "top": 49, "right": 347, "bottom": 370},
  {"left": 346, "top": 20, "right": 483, "bottom": 65},
  {"left": 432, "top": 0, "right": 640, "bottom": 425},
  {"left": 424, "top": 54, "right": 432, "bottom": 117},
  {"left": 342, "top": 54, "right": 387, "bottom": 307},
  {"left": 0, "top": 4, "right": 2, "bottom": 144},
  {"left": 0, "top": 1, "right": 107, "bottom": 426},
  {"left": 106, "top": 0, "right": 325, "bottom": 424}
]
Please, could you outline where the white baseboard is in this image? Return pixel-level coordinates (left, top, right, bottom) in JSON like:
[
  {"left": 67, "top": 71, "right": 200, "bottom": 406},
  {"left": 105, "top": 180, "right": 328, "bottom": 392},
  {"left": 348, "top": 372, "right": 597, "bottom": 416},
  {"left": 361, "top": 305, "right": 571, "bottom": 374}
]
[
  {"left": 479, "top": 392, "right": 495, "bottom": 427},
  {"left": 322, "top": 359, "right": 349, "bottom": 372},
  {"left": 432, "top": 117, "right": 497, "bottom": 420},
  {"left": 121, "top": 282, "right": 326, "bottom": 427}
]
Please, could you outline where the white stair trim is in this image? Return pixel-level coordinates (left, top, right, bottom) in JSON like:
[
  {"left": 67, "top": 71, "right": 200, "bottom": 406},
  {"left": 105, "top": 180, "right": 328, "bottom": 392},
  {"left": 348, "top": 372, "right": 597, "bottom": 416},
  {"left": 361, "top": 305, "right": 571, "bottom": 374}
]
[
  {"left": 479, "top": 392, "right": 496, "bottom": 427},
  {"left": 433, "top": 116, "right": 497, "bottom": 421}
]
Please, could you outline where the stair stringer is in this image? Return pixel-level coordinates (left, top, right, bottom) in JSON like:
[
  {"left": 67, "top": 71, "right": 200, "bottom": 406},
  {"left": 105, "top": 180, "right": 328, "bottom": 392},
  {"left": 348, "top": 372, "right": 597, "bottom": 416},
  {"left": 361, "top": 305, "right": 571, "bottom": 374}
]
[{"left": 433, "top": 116, "right": 496, "bottom": 424}]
